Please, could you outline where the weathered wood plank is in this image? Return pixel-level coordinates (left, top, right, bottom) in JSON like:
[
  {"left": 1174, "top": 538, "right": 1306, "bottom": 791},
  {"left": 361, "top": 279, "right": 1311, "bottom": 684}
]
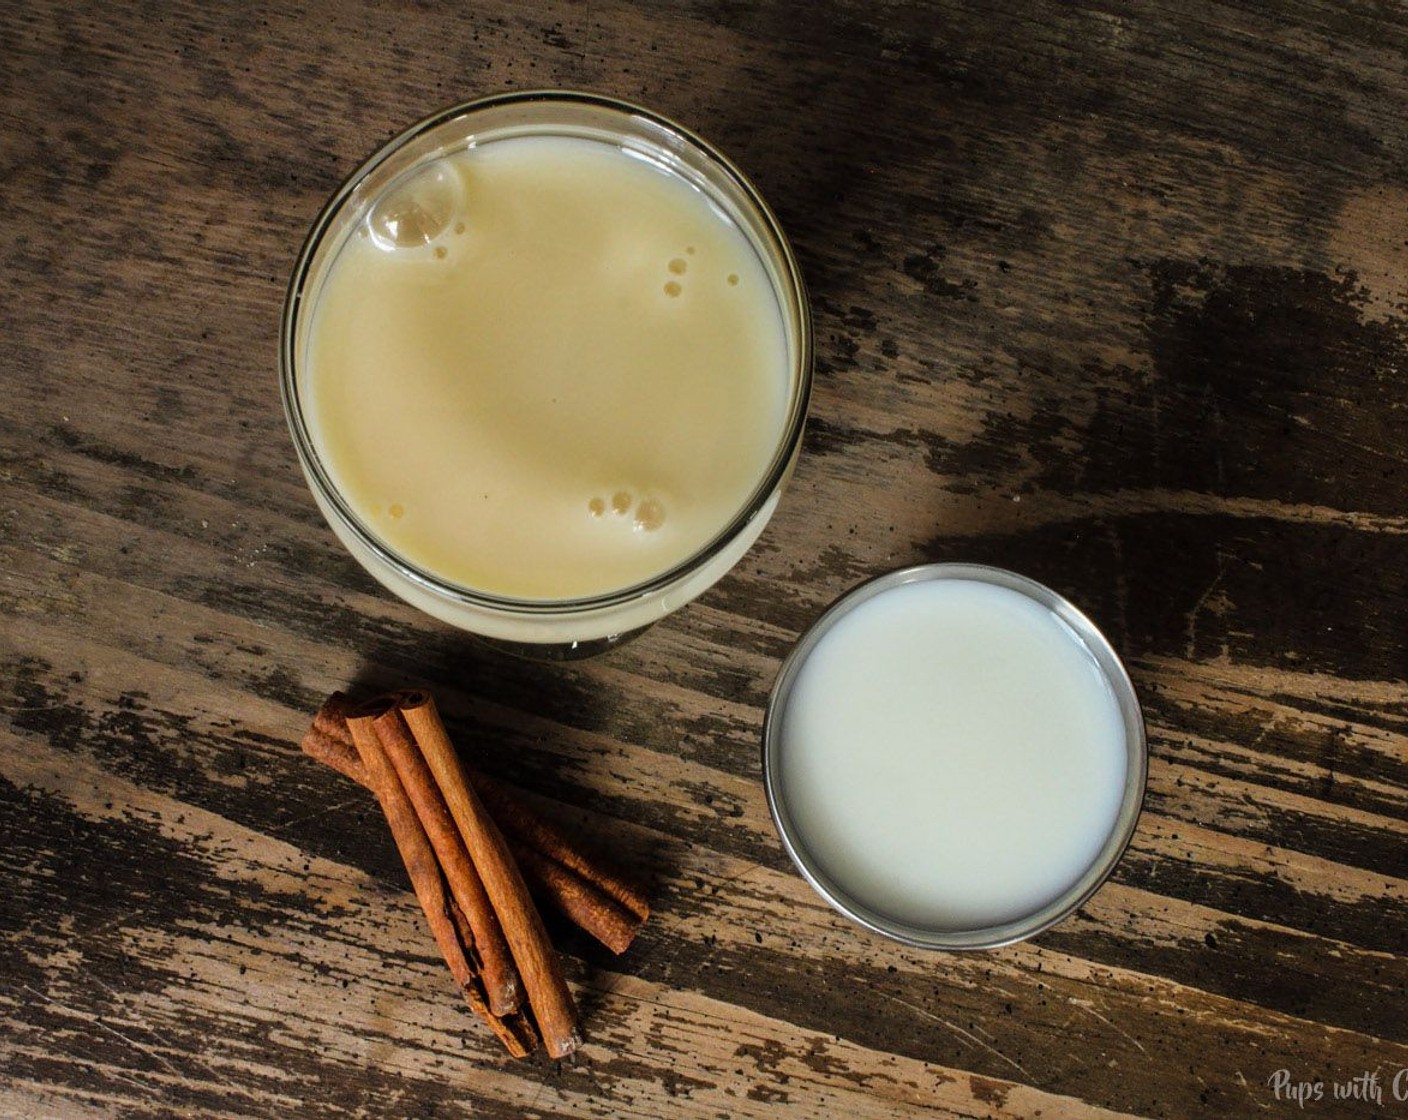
[
  {"left": 5, "top": 727, "right": 1407, "bottom": 1119},
  {"left": 5, "top": 609, "right": 1407, "bottom": 1110},
  {"left": 6, "top": 735, "right": 1166, "bottom": 1120}
]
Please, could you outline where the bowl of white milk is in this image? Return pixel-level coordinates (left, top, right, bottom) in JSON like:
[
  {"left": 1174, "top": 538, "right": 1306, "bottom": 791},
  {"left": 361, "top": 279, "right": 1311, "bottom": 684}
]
[
  {"left": 763, "top": 564, "right": 1146, "bottom": 949},
  {"left": 281, "top": 92, "right": 811, "bottom": 654}
]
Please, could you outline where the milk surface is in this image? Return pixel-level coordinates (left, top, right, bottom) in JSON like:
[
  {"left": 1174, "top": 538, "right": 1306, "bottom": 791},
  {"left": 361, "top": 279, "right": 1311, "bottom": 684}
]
[
  {"left": 303, "top": 136, "right": 788, "bottom": 600},
  {"left": 776, "top": 578, "right": 1128, "bottom": 931}
]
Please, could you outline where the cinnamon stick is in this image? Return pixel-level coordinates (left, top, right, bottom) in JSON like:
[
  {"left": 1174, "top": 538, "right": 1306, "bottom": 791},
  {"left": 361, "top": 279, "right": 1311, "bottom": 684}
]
[
  {"left": 398, "top": 690, "right": 581, "bottom": 1059},
  {"left": 447, "top": 896, "right": 538, "bottom": 1057},
  {"left": 302, "top": 695, "right": 647, "bottom": 953},
  {"left": 313, "top": 690, "right": 358, "bottom": 742},
  {"left": 371, "top": 706, "right": 521, "bottom": 1016},
  {"left": 344, "top": 702, "right": 537, "bottom": 1058},
  {"left": 510, "top": 839, "right": 641, "bottom": 955},
  {"left": 473, "top": 771, "right": 651, "bottom": 924},
  {"left": 301, "top": 692, "right": 367, "bottom": 786}
]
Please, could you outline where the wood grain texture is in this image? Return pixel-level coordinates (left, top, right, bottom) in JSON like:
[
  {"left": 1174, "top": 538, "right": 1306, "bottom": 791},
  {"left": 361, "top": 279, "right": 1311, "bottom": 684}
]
[{"left": 2, "top": 1, "right": 1405, "bottom": 1117}]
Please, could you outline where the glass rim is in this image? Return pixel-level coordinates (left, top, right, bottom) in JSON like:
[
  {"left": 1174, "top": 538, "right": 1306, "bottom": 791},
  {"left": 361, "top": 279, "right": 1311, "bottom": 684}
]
[{"left": 280, "top": 89, "right": 813, "bottom": 618}]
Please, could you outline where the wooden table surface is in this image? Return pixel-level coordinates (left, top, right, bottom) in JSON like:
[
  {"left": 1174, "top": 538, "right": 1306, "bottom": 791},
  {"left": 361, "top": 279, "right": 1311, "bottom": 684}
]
[{"left": 3, "top": 2, "right": 1406, "bottom": 1117}]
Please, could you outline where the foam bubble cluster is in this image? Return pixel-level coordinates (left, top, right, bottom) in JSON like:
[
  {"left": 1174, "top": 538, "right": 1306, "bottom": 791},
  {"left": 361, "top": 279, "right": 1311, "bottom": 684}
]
[
  {"left": 662, "top": 251, "right": 690, "bottom": 297},
  {"left": 588, "top": 490, "right": 666, "bottom": 532},
  {"left": 657, "top": 247, "right": 741, "bottom": 298}
]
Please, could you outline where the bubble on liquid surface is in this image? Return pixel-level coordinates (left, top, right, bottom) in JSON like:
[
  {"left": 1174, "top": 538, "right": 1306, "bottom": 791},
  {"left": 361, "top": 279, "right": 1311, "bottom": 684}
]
[
  {"left": 633, "top": 498, "right": 665, "bottom": 532},
  {"left": 611, "top": 491, "right": 633, "bottom": 515},
  {"left": 367, "top": 161, "right": 462, "bottom": 251},
  {"left": 588, "top": 497, "right": 606, "bottom": 518}
]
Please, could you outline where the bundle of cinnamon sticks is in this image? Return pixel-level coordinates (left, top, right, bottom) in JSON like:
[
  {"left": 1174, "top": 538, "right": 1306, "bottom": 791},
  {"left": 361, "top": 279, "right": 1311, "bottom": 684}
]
[{"left": 301, "top": 689, "right": 648, "bottom": 1059}]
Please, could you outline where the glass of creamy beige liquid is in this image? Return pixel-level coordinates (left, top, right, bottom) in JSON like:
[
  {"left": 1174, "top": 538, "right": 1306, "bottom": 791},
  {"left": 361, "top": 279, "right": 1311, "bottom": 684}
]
[{"left": 282, "top": 93, "right": 812, "bottom": 655}]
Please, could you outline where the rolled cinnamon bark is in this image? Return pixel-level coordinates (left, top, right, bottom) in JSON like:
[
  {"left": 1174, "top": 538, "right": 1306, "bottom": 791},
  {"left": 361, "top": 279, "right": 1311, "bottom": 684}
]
[
  {"left": 473, "top": 771, "right": 651, "bottom": 924},
  {"left": 300, "top": 692, "right": 367, "bottom": 786},
  {"left": 447, "top": 896, "right": 538, "bottom": 1057},
  {"left": 302, "top": 692, "right": 648, "bottom": 954},
  {"left": 398, "top": 690, "right": 582, "bottom": 1060},
  {"left": 344, "top": 702, "right": 537, "bottom": 1058},
  {"left": 510, "top": 840, "right": 641, "bottom": 955},
  {"left": 371, "top": 706, "right": 522, "bottom": 1017}
]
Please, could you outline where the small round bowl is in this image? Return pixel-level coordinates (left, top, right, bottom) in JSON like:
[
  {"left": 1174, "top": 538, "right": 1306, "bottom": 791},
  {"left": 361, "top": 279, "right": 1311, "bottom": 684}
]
[
  {"left": 281, "top": 92, "right": 811, "bottom": 655},
  {"left": 762, "top": 563, "right": 1147, "bottom": 950}
]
